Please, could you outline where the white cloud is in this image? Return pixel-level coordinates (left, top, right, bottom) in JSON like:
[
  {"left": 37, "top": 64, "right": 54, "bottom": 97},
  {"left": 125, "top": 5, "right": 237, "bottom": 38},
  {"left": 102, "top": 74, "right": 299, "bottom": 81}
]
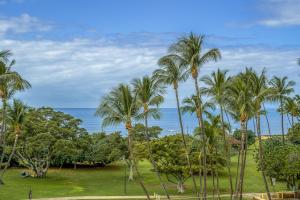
[
  {"left": 1, "top": 37, "right": 298, "bottom": 108},
  {"left": 258, "top": 0, "right": 300, "bottom": 26},
  {"left": 0, "top": 14, "right": 52, "bottom": 35}
]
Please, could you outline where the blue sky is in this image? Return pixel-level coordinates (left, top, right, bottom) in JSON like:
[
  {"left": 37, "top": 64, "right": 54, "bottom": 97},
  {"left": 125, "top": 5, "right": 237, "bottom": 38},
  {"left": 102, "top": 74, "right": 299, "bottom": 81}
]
[{"left": 0, "top": 0, "right": 299, "bottom": 108}]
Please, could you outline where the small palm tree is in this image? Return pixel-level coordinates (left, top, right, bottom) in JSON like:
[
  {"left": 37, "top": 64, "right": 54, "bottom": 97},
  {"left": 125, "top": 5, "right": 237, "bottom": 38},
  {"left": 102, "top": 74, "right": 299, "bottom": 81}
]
[
  {"left": 154, "top": 54, "right": 200, "bottom": 199},
  {"left": 181, "top": 95, "right": 216, "bottom": 119},
  {"left": 0, "top": 99, "right": 27, "bottom": 179},
  {"left": 131, "top": 75, "right": 170, "bottom": 199},
  {"left": 0, "top": 57, "right": 31, "bottom": 184},
  {"left": 283, "top": 97, "right": 299, "bottom": 127},
  {"left": 96, "top": 84, "right": 150, "bottom": 200},
  {"left": 269, "top": 76, "right": 295, "bottom": 142},
  {"left": 170, "top": 33, "right": 221, "bottom": 199},
  {"left": 201, "top": 69, "right": 234, "bottom": 197}
]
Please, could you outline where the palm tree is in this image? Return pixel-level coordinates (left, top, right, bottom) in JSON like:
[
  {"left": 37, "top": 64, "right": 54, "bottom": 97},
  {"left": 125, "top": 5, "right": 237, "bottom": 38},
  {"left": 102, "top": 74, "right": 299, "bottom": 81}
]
[
  {"left": 247, "top": 68, "right": 272, "bottom": 200},
  {"left": 227, "top": 73, "right": 253, "bottom": 200},
  {"left": 269, "top": 76, "right": 295, "bottom": 142},
  {"left": 131, "top": 75, "right": 171, "bottom": 199},
  {"left": 181, "top": 95, "right": 216, "bottom": 119},
  {"left": 283, "top": 97, "right": 299, "bottom": 127},
  {"left": 96, "top": 84, "right": 150, "bottom": 200},
  {"left": 154, "top": 55, "right": 200, "bottom": 199},
  {"left": 0, "top": 58, "right": 31, "bottom": 184},
  {"left": 170, "top": 33, "right": 221, "bottom": 199},
  {"left": 0, "top": 99, "right": 27, "bottom": 179},
  {"left": 201, "top": 69, "right": 234, "bottom": 197}
]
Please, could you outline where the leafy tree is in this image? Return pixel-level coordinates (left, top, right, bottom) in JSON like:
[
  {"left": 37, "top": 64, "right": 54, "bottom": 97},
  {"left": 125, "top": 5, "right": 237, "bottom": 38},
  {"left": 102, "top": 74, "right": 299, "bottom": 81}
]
[
  {"left": 15, "top": 107, "right": 88, "bottom": 178},
  {"left": 85, "top": 132, "right": 127, "bottom": 166},
  {"left": 170, "top": 33, "right": 221, "bottom": 199},
  {"left": 148, "top": 135, "right": 199, "bottom": 193},
  {"left": 256, "top": 139, "right": 300, "bottom": 190},
  {"left": 288, "top": 123, "right": 300, "bottom": 145},
  {"left": 233, "top": 129, "right": 256, "bottom": 147},
  {"left": 132, "top": 123, "right": 162, "bottom": 141}
]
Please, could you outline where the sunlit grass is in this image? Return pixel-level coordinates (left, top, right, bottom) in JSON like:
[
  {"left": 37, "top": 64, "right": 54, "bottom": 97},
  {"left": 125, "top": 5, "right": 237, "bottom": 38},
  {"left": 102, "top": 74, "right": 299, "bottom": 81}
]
[{"left": 0, "top": 147, "right": 287, "bottom": 200}]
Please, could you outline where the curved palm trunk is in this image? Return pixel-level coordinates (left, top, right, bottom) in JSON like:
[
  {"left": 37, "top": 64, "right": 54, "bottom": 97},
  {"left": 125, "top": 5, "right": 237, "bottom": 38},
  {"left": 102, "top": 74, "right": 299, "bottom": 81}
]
[
  {"left": 234, "top": 119, "right": 247, "bottom": 200},
  {"left": 263, "top": 104, "right": 272, "bottom": 137},
  {"left": 0, "top": 99, "right": 7, "bottom": 184},
  {"left": 127, "top": 125, "right": 151, "bottom": 200},
  {"left": 0, "top": 133, "right": 19, "bottom": 179},
  {"left": 193, "top": 77, "right": 207, "bottom": 200},
  {"left": 144, "top": 111, "right": 171, "bottom": 200},
  {"left": 280, "top": 99, "right": 285, "bottom": 143},
  {"left": 220, "top": 106, "right": 233, "bottom": 198},
  {"left": 174, "top": 87, "right": 200, "bottom": 200},
  {"left": 256, "top": 113, "right": 272, "bottom": 200}
]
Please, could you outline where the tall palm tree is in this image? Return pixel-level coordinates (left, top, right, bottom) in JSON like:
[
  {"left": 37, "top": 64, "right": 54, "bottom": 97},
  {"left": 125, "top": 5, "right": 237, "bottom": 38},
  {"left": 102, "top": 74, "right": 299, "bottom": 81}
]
[
  {"left": 201, "top": 69, "right": 234, "bottom": 197},
  {"left": 96, "top": 84, "right": 150, "bottom": 200},
  {"left": 132, "top": 75, "right": 171, "bottom": 200},
  {"left": 0, "top": 99, "right": 27, "bottom": 179},
  {"left": 247, "top": 68, "right": 272, "bottom": 200},
  {"left": 154, "top": 55, "right": 200, "bottom": 200},
  {"left": 0, "top": 58, "right": 31, "bottom": 184},
  {"left": 170, "top": 33, "right": 221, "bottom": 199},
  {"left": 227, "top": 73, "right": 253, "bottom": 200},
  {"left": 269, "top": 76, "right": 295, "bottom": 142}
]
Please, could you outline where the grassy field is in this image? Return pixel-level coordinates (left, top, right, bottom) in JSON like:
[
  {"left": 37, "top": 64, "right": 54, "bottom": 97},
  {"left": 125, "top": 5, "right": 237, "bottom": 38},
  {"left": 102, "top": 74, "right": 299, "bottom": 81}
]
[{"left": 0, "top": 145, "right": 288, "bottom": 200}]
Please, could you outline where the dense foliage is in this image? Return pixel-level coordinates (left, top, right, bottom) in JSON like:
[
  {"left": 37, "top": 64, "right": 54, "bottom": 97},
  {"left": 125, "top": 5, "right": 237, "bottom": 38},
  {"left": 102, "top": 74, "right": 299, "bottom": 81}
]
[
  {"left": 233, "top": 129, "right": 256, "bottom": 147},
  {"left": 287, "top": 122, "right": 300, "bottom": 145},
  {"left": 255, "top": 139, "right": 300, "bottom": 190}
]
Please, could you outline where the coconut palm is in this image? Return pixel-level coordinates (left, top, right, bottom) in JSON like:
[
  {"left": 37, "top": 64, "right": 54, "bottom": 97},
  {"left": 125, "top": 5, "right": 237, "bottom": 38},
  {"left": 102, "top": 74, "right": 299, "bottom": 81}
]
[
  {"left": 0, "top": 58, "right": 31, "bottom": 184},
  {"left": 269, "top": 76, "right": 295, "bottom": 142},
  {"left": 247, "top": 68, "right": 272, "bottom": 200},
  {"left": 96, "top": 84, "right": 150, "bottom": 200},
  {"left": 283, "top": 97, "right": 299, "bottom": 127},
  {"left": 201, "top": 69, "right": 234, "bottom": 197},
  {"left": 170, "top": 33, "right": 221, "bottom": 199},
  {"left": 131, "top": 75, "right": 171, "bottom": 199},
  {"left": 181, "top": 95, "right": 216, "bottom": 119},
  {"left": 227, "top": 73, "right": 254, "bottom": 200},
  {"left": 0, "top": 99, "right": 27, "bottom": 179},
  {"left": 154, "top": 55, "right": 200, "bottom": 199}
]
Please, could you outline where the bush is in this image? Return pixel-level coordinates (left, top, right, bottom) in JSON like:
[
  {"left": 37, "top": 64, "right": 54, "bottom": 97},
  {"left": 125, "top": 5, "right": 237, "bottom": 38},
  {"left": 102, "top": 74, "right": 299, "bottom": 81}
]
[
  {"left": 233, "top": 129, "right": 256, "bottom": 146},
  {"left": 255, "top": 138, "right": 300, "bottom": 190},
  {"left": 288, "top": 123, "right": 300, "bottom": 145}
]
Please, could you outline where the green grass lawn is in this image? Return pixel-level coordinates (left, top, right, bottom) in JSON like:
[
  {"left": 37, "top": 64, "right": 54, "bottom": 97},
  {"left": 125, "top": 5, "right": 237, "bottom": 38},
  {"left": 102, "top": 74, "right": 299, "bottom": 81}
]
[{"left": 0, "top": 146, "right": 288, "bottom": 200}]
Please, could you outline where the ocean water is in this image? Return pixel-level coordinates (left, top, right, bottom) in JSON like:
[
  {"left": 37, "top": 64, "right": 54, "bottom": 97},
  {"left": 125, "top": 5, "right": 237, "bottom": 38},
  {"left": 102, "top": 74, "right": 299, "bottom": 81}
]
[{"left": 56, "top": 108, "right": 292, "bottom": 135}]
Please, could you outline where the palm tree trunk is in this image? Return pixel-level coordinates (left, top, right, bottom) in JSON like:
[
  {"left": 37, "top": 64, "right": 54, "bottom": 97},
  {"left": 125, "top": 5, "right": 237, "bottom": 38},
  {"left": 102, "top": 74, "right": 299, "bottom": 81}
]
[
  {"left": 174, "top": 87, "right": 200, "bottom": 200},
  {"left": 144, "top": 111, "right": 171, "bottom": 200},
  {"left": 280, "top": 99, "right": 285, "bottom": 143},
  {"left": 256, "top": 113, "right": 272, "bottom": 200},
  {"left": 193, "top": 77, "right": 207, "bottom": 200},
  {"left": 234, "top": 119, "right": 246, "bottom": 200},
  {"left": 0, "top": 99, "right": 7, "bottom": 184},
  {"left": 220, "top": 106, "right": 233, "bottom": 198},
  {"left": 0, "top": 99, "right": 7, "bottom": 167},
  {"left": 263, "top": 103, "right": 272, "bottom": 137},
  {"left": 127, "top": 126, "right": 151, "bottom": 200},
  {"left": 1, "top": 134, "right": 19, "bottom": 179}
]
